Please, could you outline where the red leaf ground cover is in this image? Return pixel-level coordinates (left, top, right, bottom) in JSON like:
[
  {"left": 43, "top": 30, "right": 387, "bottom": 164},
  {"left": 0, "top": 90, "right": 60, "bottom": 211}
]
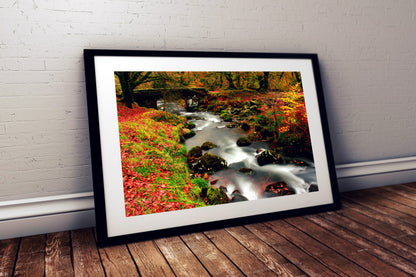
[{"left": 117, "top": 103, "right": 206, "bottom": 217}]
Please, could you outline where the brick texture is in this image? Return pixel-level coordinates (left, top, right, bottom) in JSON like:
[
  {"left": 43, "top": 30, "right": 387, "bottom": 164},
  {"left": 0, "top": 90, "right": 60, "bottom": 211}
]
[{"left": 1, "top": 0, "right": 416, "bottom": 201}]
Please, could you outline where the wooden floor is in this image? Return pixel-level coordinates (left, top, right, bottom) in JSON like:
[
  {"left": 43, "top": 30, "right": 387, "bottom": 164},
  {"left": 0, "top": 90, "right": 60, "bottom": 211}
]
[{"left": 1, "top": 183, "right": 416, "bottom": 276}]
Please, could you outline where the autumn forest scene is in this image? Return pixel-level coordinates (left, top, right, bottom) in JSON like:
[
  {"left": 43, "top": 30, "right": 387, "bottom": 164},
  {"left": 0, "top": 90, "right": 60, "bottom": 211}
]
[{"left": 115, "top": 71, "right": 318, "bottom": 217}]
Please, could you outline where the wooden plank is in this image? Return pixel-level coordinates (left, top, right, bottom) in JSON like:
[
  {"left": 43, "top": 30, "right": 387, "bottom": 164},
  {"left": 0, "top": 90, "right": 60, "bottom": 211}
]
[
  {"left": 341, "top": 198, "right": 416, "bottom": 235},
  {"left": 180, "top": 232, "right": 244, "bottom": 276},
  {"left": 225, "top": 226, "right": 306, "bottom": 276},
  {"left": 245, "top": 222, "right": 338, "bottom": 276},
  {"left": 321, "top": 211, "right": 416, "bottom": 263},
  {"left": 45, "top": 232, "right": 73, "bottom": 277},
  {"left": 128, "top": 240, "right": 175, "bottom": 277},
  {"left": 341, "top": 194, "right": 416, "bottom": 226},
  {"left": 71, "top": 228, "right": 105, "bottom": 277},
  {"left": 379, "top": 186, "right": 416, "bottom": 202},
  {"left": 392, "top": 184, "right": 416, "bottom": 195},
  {"left": 154, "top": 236, "right": 210, "bottom": 276},
  {"left": 14, "top": 234, "right": 46, "bottom": 277},
  {"left": 337, "top": 208, "right": 416, "bottom": 246},
  {"left": 265, "top": 219, "right": 373, "bottom": 276},
  {"left": 98, "top": 244, "right": 138, "bottom": 277},
  {"left": 286, "top": 216, "right": 411, "bottom": 277},
  {"left": 0, "top": 238, "right": 19, "bottom": 277},
  {"left": 307, "top": 214, "right": 416, "bottom": 276},
  {"left": 204, "top": 228, "right": 278, "bottom": 276},
  {"left": 368, "top": 187, "right": 416, "bottom": 209},
  {"left": 405, "top": 182, "right": 416, "bottom": 189},
  {"left": 343, "top": 190, "right": 416, "bottom": 218}
]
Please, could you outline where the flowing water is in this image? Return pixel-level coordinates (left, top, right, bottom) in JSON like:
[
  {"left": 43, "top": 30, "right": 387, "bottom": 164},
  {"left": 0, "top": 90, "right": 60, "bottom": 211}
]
[{"left": 159, "top": 100, "right": 317, "bottom": 201}]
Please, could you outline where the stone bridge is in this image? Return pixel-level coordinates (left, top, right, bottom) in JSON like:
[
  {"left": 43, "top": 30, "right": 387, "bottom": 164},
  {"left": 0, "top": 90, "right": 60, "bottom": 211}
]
[{"left": 132, "top": 88, "right": 208, "bottom": 111}]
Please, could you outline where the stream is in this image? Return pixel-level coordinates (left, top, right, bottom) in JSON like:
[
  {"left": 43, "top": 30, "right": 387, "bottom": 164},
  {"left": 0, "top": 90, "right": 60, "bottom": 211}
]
[{"left": 159, "top": 101, "right": 318, "bottom": 201}]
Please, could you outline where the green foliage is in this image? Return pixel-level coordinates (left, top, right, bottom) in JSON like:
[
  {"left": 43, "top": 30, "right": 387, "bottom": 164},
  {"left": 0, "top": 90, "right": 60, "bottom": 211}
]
[
  {"left": 191, "top": 178, "right": 209, "bottom": 189},
  {"left": 206, "top": 187, "right": 229, "bottom": 205},
  {"left": 152, "top": 111, "right": 185, "bottom": 125}
]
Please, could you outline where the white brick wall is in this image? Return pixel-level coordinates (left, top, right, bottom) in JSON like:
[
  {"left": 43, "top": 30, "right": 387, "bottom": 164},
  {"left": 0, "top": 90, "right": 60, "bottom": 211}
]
[{"left": 1, "top": 0, "right": 416, "bottom": 201}]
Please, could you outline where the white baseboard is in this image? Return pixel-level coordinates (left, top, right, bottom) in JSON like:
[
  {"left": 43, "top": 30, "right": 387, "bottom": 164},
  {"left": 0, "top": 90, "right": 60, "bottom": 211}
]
[
  {"left": 0, "top": 157, "right": 415, "bottom": 239},
  {"left": 0, "top": 192, "right": 95, "bottom": 240},
  {"left": 335, "top": 156, "right": 416, "bottom": 192}
]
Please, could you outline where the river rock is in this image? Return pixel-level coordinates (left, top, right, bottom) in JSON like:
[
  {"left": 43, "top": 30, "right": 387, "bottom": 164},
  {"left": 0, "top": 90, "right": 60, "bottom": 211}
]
[
  {"left": 231, "top": 190, "right": 248, "bottom": 202},
  {"left": 257, "top": 150, "right": 284, "bottom": 166},
  {"left": 206, "top": 187, "right": 229, "bottom": 205},
  {"left": 309, "top": 184, "right": 319, "bottom": 192},
  {"left": 201, "top": 141, "right": 217, "bottom": 150},
  {"left": 236, "top": 136, "right": 252, "bottom": 146},
  {"left": 186, "top": 122, "right": 196, "bottom": 129},
  {"left": 187, "top": 146, "right": 203, "bottom": 162},
  {"left": 191, "top": 153, "right": 227, "bottom": 174},
  {"left": 238, "top": 167, "right": 254, "bottom": 174},
  {"left": 182, "top": 128, "right": 196, "bottom": 139},
  {"left": 240, "top": 121, "right": 251, "bottom": 131},
  {"left": 262, "top": 181, "right": 294, "bottom": 197}
]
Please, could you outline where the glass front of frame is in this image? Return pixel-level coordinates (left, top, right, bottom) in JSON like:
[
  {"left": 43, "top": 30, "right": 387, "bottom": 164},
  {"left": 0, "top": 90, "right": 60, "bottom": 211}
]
[{"left": 86, "top": 52, "right": 338, "bottom": 242}]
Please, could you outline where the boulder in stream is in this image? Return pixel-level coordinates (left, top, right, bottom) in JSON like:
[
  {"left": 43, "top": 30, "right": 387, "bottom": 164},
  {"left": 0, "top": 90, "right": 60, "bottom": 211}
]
[
  {"left": 308, "top": 184, "right": 319, "bottom": 192},
  {"left": 191, "top": 153, "right": 228, "bottom": 174},
  {"left": 262, "top": 181, "right": 294, "bottom": 197},
  {"left": 182, "top": 128, "right": 196, "bottom": 139},
  {"left": 206, "top": 187, "right": 229, "bottom": 205},
  {"left": 238, "top": 167, "right": 254, "bottom": 175},
  {"left": 186, "top": 122, "right": 196, "bottom": 129},
  {"left": 201, "top": 141, "right": 217, "bottom": 150},
  {"left": 231, "top": 190, "right": 248, "bottom": 202},
  {"left": 236, "top": 136, "right": 252, "bottom": 146},
  {"left": 257, "top": 150, "right": 284, "bottom": 166},
  {"left": 187, "top": 146, "right": 203, "bottom": 163}
]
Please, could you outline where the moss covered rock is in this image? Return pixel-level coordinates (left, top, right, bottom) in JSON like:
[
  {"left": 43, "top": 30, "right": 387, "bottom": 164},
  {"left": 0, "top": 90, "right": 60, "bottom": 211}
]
[
  {"left": 236, "top": 136, "right": 252, "bottom": 146},
  {"left": 207, "top": 187, "right": 229, "bottom": 205},
  {"left": 182, "top": 128, "right": 196, "bottom": 139},
  {"left": 257, "top": 150, "right": 284, "bottom": 166},
  {"left": 220, "top": 113, "right": 233, "bottom": 122},
  {"left": 187, "top": 146, "right": 203, "bottom": 163},
  {"left": 192, "top": 153, "right": 227, "bottom": 174},
  {"left": 201, "top": 141, "right": 217, "bottom": 150},
  {"left": 186, "top": 122, "right": 196, "bottom": 129}
]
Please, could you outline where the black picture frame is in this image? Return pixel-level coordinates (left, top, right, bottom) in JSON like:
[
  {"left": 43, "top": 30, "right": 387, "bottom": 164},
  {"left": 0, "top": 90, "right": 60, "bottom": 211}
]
[{"left": 84, "top": 49, "right": 340, "bottom": 246}]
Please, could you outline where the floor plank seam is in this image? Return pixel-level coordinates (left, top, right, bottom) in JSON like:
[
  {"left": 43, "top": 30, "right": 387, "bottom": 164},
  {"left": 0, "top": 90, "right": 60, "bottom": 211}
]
[
  {"left": 201, "top": 231, "right": 247, "bottom": 276},
  {"left": 11, "top": 237, "right": 21, "bottom": 277},
  {"left": 282, "top": 217, "right": 376, "bottom": 277}
]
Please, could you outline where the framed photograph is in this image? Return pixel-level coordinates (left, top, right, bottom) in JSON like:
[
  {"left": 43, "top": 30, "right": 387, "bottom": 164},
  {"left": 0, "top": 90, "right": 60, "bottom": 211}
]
[{"left": 84, "top": 49, "right": 340, "bottom": 246}]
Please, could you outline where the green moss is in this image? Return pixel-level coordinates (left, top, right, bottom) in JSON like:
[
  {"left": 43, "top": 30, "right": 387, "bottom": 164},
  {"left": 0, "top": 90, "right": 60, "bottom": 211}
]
[{"left": 206, "top": 187, "right": 229, "bottom": 205}]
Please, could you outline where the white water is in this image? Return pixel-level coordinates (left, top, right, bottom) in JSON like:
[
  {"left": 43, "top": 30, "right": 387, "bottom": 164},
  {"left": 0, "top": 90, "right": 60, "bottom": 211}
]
[{"left": 181, "top": 109, "right": 317, "bottom": 200}]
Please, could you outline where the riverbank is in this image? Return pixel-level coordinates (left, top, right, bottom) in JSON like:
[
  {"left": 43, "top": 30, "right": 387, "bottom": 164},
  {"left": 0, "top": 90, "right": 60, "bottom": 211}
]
[
  {"left": 199, "top": 85, "right": 312, "bottom": 159},
  {"left": 117, "top": 103, "right": 208, "bottom": 216}
]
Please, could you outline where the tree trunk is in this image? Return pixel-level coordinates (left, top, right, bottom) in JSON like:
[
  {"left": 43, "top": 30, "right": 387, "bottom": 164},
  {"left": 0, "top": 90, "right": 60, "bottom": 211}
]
[
  {"left": 223, "top": 72, "right": 236, "bottom": 89},
  {"left": 262, "top": 72, "right": 269, "bottom": 91},
  {"left": 116, "top": 72, "right": 134, "bottom": 109}
]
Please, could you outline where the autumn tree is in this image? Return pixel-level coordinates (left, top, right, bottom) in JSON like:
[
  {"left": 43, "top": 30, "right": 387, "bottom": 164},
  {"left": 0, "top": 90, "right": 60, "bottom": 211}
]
[
  {"left": 115, "top": 72, "right": 153, "bottom": 108},
  {"left": 258, "top": 72, "right": 270, "bottom": 92},
  {"left": 222, "top": 72, "right": 236, "bottom": 89}
]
